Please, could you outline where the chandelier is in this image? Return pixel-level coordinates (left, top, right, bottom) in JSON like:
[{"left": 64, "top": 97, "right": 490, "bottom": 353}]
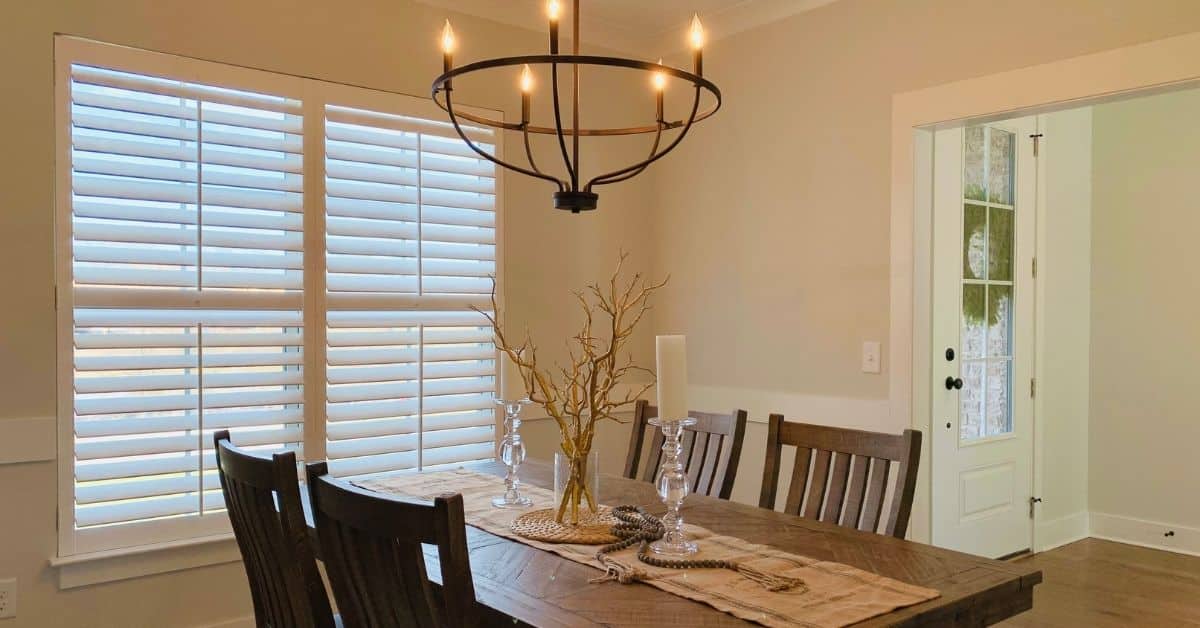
[{"left": 432, "top": 0, "right": 722, "bottom": 213}]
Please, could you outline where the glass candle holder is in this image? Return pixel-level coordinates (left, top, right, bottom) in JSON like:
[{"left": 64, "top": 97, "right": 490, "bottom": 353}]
[
  {"left": 648, "top": 416, "right": 698, "bottom": 555},
  {"left": 492, "top": 398, "right": 533, "bottom": 508}
]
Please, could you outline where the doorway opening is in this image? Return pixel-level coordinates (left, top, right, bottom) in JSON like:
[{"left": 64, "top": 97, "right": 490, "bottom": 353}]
[{"left": 910, "top": 75, "right": 1200, "bottom": 559}]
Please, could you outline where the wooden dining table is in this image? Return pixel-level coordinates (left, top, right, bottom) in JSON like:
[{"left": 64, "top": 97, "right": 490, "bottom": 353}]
[{"left": 305, "top": 459, "right": 1041, "bottom": 627}]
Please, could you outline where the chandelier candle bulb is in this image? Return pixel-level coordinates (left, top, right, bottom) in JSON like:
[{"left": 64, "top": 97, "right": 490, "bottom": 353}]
[
  {"left": 547, "top": 0, "right": 561, "bottom": 54},
  {"left": 656, "top": 335, "right": 688, "bottom": 422},
  {"left": 501, "top": 351, "right": 527, "bottom": 401},
  {"left": 520, "top": 64, "right": 534, "bottom": 123},
  {"left": 653, "top": 59, "right": 666, "bottom": 121},
  {"left": 689, "top": 14, "right": 705, "bottom": 76},
  {"left": 441, "top": 19, "right": 455, "bottom": 84}
]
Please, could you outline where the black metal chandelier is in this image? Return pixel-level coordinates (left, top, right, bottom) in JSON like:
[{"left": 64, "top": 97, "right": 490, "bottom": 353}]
[{"left": 432, "top": 0, "right": 722, "bottom": 213}]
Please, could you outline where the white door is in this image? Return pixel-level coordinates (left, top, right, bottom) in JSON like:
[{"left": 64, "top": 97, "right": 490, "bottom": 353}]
[{"left": 931, "top": 118, "right": 1037, "bottom": 558}]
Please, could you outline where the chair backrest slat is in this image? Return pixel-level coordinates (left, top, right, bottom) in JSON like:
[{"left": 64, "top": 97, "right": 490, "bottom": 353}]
[
  {"left": 623, "top": 400, "right": 748, "bottom": 500},
  {"left": 695, "top": 433, "right": 723, "bottom": 495},
  {"left": 758, "top": 416, "right": 922, "bottom": 539},
  {"left": 305, "top": 462, "right": 479, "bottom": 628},
  {"left": 214, "top": 431, "right": 335, "bottom": 628},
  {"left": 842, "top": 454, "right": 871, "bottom": 528},
  {"left": 822, "top": 452, "right": 853, "bottom": 524},
  {"left": 860, "top": 457, "right": 892, "bottom": 534},
  {"left": 803, "top": 449, "right": 832, "bottom": 520},
  {"left": 782, "top": 446, "right": 812, "bottom": 514}
]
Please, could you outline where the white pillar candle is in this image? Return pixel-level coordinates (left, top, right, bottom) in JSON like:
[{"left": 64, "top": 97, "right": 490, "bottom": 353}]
[
  {"left": 500, "top": 350, "right": 527, "bottom": 401},
  {"left": 656, "top": 335, "right": 688, "bottom": 421}
]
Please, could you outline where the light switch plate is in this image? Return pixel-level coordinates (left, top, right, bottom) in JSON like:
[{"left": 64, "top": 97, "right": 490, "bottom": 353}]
[
  {"left": 0, "top": 577, "right": 15, "bottom": 619},
  {"left": 861, "top": 341, "right": 882, "bottom": 374}
]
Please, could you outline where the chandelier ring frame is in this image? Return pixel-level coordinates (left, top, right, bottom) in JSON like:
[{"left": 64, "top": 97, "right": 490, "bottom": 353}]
[{"left": 432, "top": 54, "right": 721, "bottom": 137}]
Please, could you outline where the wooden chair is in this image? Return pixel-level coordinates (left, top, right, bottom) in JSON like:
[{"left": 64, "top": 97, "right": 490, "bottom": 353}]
[
  {"left": 213, "top": 431, "right": 336, "bottom": 628},
  {"left": 758, "top": 415, "right": 922, "bottom": 539},
  {"left": 305, "top": 462, "right": 479, "bottom": 628},
  {"left": 623, "top": 399, "right": 748, "bottom": 500}
]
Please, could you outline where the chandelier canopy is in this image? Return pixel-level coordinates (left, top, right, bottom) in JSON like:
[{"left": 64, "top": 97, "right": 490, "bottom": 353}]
[{"left": 432, "top": 1, "right": 722, "bottom": 213}]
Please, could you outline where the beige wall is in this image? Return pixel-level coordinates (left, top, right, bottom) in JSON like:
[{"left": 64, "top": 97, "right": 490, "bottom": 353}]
[
  {"left": 648, "top": 0, "right": 1200, "bottom": 513},
  {"left": 0, "top": 1, "right": 653, "bottom": 625},
  {"left": 4, "top": 0, "right": 1200, "bottom": 625},
  {"left": 1090, "top": 88, "right": 1200, "bottom": 532}
]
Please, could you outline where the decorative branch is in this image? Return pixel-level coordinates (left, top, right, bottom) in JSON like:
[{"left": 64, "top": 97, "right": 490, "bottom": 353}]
[{"left": 472, "top": 251, "right": 667, "bottom": 523}]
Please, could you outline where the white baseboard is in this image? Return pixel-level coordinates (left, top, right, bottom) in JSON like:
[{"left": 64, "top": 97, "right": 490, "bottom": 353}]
[
  {"left": 1089, "top": 511, "right": 1200, "bottom": 558},
  {"left": 1035, "top": 511, "right": 1089, "bottom": 552},
  {"left": 0, "top": 416, "right": 55, "bottom": 464}
]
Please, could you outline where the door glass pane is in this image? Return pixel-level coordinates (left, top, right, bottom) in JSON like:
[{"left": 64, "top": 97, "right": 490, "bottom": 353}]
[
  {"left": 988, "top": 207, "right": 1013, "bottom": 281},
  {"left": 985, "top": 360, "right": 1012, "bottom": 436},
  {"left": 958, "top": 124, "right": 1017, "bottom": 443},
  {"left": 961, "top": 284, "right": 986, "bottom": 359},
  {"left": 960, "top": 361, "right": 986, "bottom": 441},
  {"left": 987, "top": 285, "right": 1012, "bottom": 357},
  {"left": 963, "top": 204, "right": 987, "bottom": 280},
  {"left": 988, "top": 129, "right": 1015, "bottom": 204},
  {"left": 964, "top": 126, "right": 986, "bottom": 201}
]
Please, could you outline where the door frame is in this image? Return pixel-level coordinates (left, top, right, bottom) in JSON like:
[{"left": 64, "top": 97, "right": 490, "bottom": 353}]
[{"left": 888, "top": 31, "right": 1200, "bottom": 547}]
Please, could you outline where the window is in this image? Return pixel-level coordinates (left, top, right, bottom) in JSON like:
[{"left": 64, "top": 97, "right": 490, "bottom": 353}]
[{"left": 56, "top": 37, "right": 500, "bottom": 556}]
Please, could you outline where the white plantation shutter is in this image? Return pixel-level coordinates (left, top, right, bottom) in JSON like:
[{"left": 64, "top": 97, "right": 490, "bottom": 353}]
[
  {"left": 70, "top": 65, "right": 304, "bottom": 299},
  {"left": 63, "top": 53, "right": 308, "bottom": 552},
  {"left": 324, "top": 103, "right": 498, "bottom": 478},
  {"left": 57, "top": 38, "right": 503, "bottom": 555},
  {"left": 72, "top": 309, "right": 304, "bottom": 529}
]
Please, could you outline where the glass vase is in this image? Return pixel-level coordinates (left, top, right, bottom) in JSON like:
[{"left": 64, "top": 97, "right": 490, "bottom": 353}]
[{"left": 553, "top": 450, "right": 599, "bottom": 525}]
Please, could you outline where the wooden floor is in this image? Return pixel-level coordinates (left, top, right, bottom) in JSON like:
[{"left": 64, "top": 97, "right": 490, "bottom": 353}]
[{"left": 1000, "top": 538, "right": 1200, "bottom": 626}]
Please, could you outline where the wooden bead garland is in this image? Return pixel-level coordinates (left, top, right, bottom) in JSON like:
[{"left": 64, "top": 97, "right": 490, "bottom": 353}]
[{"left": 591, "top": 505, "right": 808, "bottom": 593}]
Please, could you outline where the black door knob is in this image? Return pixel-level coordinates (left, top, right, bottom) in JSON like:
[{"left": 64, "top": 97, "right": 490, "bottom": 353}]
[{"left": 945, "top": 376, "right": 964, "bottom": 390}]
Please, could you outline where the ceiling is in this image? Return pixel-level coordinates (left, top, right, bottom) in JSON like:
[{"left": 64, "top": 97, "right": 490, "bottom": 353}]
[{"left": 416, "top": 0, "right": 841, "bottom": 56}]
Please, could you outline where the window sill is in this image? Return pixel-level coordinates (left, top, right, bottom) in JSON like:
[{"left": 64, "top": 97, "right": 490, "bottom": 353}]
[{"left": 50, "top": 533, "right": 241, "bottom": 589}]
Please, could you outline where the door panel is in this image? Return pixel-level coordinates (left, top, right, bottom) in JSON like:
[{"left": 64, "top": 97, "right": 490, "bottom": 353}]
[{"left": 932, "top": 118, "right": 1036, "bottom": 558}]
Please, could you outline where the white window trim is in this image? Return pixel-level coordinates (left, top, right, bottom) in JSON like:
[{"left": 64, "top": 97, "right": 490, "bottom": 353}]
[{"left": 53, "top": 35, "right": 505, "bottom": 579}]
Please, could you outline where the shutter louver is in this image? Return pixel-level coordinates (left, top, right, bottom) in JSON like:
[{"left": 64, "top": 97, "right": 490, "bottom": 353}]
[
  {"left": 68, "top": 62, "right": 304, "bottom": 539},
  {"left": 324, "top": 104, "right": 497, "bottom": 478}
]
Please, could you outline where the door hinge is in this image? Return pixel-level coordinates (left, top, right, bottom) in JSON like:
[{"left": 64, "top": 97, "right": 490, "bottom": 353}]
[
  {"left": 1029, "top": 496, "right": 1042, "bottom": 519},
  {"left": 1030, "top": 377, "right": 1036, "bottom": 398},
  {"left": 1030, "top": 133, "right": 1044, "bottom": 157},
  {"left": 1032, "top": 257, "right": 1037, "bottom": 278}
]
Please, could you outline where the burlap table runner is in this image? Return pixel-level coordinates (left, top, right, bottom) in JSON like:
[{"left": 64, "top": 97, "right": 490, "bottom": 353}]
[{"left": 356, "top": 469, "right": 938, "bottom": 628}]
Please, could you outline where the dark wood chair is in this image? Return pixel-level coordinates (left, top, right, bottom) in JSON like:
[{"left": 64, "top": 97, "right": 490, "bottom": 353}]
[
  {"left": 213, "top": 430, "right": 336, "bottom": 628},
  {"left": 758, "top": 415, "right": 922, "bottom": 539},
  {"left": 305, "top": 462, "right": 479, "bottom": 628},
  {"left": 623, "top": 399, "right": 748, "bottom": 500}
]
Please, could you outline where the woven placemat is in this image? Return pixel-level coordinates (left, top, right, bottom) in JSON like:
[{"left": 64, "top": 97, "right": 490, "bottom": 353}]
[{"left": 510, "top": 507, "right": 619, "bottom": 545}]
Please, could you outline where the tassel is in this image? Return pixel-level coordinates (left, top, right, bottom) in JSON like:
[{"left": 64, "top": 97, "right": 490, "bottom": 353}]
[
  {"left": 590, "top": 555, "right": 648, "bottom": 585},
  {"left": 733, "top": 563, "right": 808, "bottom": 593}
]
